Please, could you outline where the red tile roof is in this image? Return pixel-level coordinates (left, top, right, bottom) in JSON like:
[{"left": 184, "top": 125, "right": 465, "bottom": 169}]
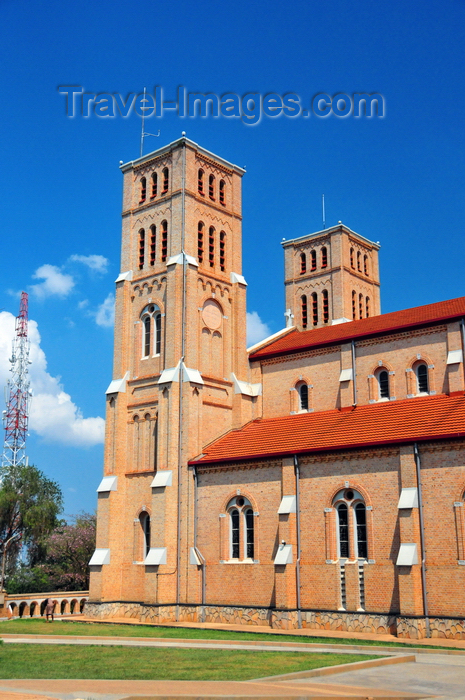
[
  {"left": 249, "top": 297, "right": 465, "bottom": 360},
  {"left": 191, "top": 393, "right": 465, "bottom": 465}
]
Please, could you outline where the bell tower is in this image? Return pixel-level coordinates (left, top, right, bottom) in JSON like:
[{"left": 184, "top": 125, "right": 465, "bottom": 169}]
[
  {"left": 282, "top": 223, "right": 381, "bottom": 331},
  {"left": 90, "top": 137, "right": 260, "bottom": 614}
]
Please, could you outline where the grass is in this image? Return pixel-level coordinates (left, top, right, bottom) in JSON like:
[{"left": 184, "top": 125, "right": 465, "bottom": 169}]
[
  {"left": 0, "top": 618, "right": 461, "bottom": 650},
  {"left": 0, "top": 642, "right": 381, "bottom": 680}
]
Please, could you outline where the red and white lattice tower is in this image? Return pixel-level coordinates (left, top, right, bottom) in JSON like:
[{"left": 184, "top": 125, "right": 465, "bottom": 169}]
[{"left": 1, "top": 292, "right": 31, "bottom": 472}]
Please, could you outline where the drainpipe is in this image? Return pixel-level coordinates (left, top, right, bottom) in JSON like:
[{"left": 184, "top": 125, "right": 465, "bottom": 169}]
[
  {"left": 176, "top": 140, "right": 188, "bottom": 621},
  {"left": 351, "top": 340, "right": 357, "bottom": 406},
  {"left": 414, "top": 443, "right": 431, "bottom": 638},
  {"left": 192, "top": 464, "right": 206, "bottom": 622},
  {"left": 294, "top": 455, "right": 302, "bottom": 628}
]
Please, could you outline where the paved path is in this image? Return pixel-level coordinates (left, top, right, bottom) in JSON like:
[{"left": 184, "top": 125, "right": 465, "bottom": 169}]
[{"left": 1, "top": 620, "right": 464, "bottom": 699}]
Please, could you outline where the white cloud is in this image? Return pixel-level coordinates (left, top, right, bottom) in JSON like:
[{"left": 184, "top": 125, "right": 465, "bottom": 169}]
[
  {"left": 0, "top": 311, "right": 104, "bottom": 448},
  {"left": 30, "top": 264, "right": 74, "bottom": 299},
  {"left": 246, "top": 311, "right": 271, "bottom": 346},
  {"left": 69, "top": 254, "right": 109, "bottom": 274},
  {"left": 94, "top": 293, "right": 115, "bottom": 327}
]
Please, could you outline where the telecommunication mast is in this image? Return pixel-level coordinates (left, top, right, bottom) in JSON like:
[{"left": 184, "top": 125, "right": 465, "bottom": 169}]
[{"left": 1, "top": 292, "right": 31, "bottom": 472}]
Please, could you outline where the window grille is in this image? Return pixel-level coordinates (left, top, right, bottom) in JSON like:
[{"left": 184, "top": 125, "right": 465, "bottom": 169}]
[
  {"left": 301, "top": 295, "right": 308, "bottom": 328},
  {"left": 312, "top": 292, "right": 318, "bottom": 326},
  {"left": 140, "top": 177, "right": 146, "bottom": 202},
  {"left": 300, "top": 253, "right": 306, "bottom": 274},
  {"left": 161, "top": 221, "right": 168, "bottom": 262},
  {"left": 198, "top": 222, "right": 204, "bottom": 263},
  {"left": 209, "top": 174, "right": 215, "bottom": 200},
  {"left": 209, "top": 227, "right": 215, "bottom": 267},
  {"left": 311, "top": 250, "right": 317, "bottom": 271},
  {"left": 219, "top": 179, "right": 225, "bottom": 205},
  {"left": 150, "top": 225, "right": 156, "bottom": 266},
  {"left": 322, "top": 289, "right": 329, "bottom": 323},
  {"left": 198, "top": 169, "right": 204, "bottom": 195},
  {"left": 321, "top": 247, "right": 328, "bottom": 268},
  {"left": 151, "top": 172, "right": 157, "bottom": 198},
  {"left": 220, "top": 231, "right": 226, "bottom": 271}
]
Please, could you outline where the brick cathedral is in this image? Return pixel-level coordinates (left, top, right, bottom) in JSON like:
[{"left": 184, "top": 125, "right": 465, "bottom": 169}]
[{"left": 88, "top": 137, "right": 465, "bottom": 639}]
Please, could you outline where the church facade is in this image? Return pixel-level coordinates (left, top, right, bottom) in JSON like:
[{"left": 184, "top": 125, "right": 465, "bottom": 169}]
[{"left": 88, "top": 137, "right": 465, "bottom": 640}]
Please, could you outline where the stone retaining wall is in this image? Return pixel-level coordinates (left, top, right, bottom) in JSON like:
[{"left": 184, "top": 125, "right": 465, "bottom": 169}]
[{"left": 85, "top": 601, "right": 464, "bottom": 639}]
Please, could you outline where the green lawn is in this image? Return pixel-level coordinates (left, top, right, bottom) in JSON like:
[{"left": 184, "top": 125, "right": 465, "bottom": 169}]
[
  {"left": 0, "top": 618, "right": 458, "bottom": 650},
  {"left": 0, "top": 642, "right": 381, "bottom": 680}
]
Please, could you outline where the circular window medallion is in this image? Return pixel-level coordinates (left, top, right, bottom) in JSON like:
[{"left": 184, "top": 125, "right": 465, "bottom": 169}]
[{"left": 202, "top": 299, "right": 222, "bottom": 330}]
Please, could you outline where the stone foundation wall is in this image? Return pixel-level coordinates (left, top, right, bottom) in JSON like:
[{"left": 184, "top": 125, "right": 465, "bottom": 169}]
[{"left": 86, "top": 601, "right": 463, "bottom": 639}]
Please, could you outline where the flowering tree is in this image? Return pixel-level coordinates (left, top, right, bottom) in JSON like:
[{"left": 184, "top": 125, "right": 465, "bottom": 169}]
[
  {"left": 43, "top": 512, "right": 96, "bottom": 591},
  {"left": 0, "top": 464, "right": 63, "bottom": 589}
]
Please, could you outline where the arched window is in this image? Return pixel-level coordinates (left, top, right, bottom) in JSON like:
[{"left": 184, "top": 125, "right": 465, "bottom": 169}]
[
  {"left": 333, "top": 488, "right": 368, "bottom": 560},
  {"left": 364, "top": 254, "right": 368, "bottom": 275},
  {"left": 161, "top": 220, "right": 168, "bottom": 262},
  {"left": 209, "top": 174, "right": 215, "bottom": 200},
  {"left": 149, "top": 225, "right": 156, "bottom": 266},
  {"left": 219, "top": 179, "right": 225, "bottom": 205},
  {"left": 209, "top": 226, "right": 215, "bottom": 267},
  {"left": 350, "top": 248, "right": 355, "bottom": 269},
  {"left": 139, "top": 511, "right": 151, "bottom": 558},
  {"left": 140, "top": 177, "right": 146, "bottom": 202},
  {"left": 198, "top": 169, "right": 204, "bottom": 195},
  {"left": 322, "top": 289, "right": 329, "bottom": 324},
  {"left": 359, "top": 293, "right": 363, "bottom": 319},
  {"left": 301, "top": 295, "right": 308, "bottom": 329},
  {"left": 219, "top": 231, "right": 226, "bottom": 271},
  {"left": 198, "top": 222, "right": 204, "bottom": 263},
  {"left": 154, "top": 313, "right": 162, "bottom": 355},
  {"left": 312, "top": 292, "right": 318, "bottom": 326},
  {"left": 162, "top": 168, "right": 169, "bottom": 194},
  {"left": 357, "top": 251, "right": 361, "bottom": 271},
  {"left": 415, "top": 362, "right": 429, "bottom": 394},
  {"left": 139, "top": 229, "right": 145, "bottom": 269},
  {"left": 321, "top": 247, "right": 328, "bottom": 268},
  {"left": 337, "top": 503, "right": 349, "bottom": 558},
  {"left": 365, "top": 296, "right": 370, "bottom": 318},
  {"left": 143, "top": 316, "right": 151, "bottom": 356},
  {"left": 226, "top": 496, "right": 254, "bottom": 560},
  {"left": 352, "top": 290, "right": 356, "bottom": 320},
  {"left": 376, "top": 368, "right": 390, "bottom": 399},
  {"left": 141, "top": 304, "right": 162, "bottom": 358},
  {"left": 355, "top": 503, "right": 367, "bottom": 559},
  {"left": 151, "top": 172, "right": 157, "bottom": 198},
  {"left": 311, "top": 250, "right": 317, "bottom": 271},
  {"left": 297, "top": 382, "right": 309, "bottom": 411},
  {"left": 300, "top": 253, "right": 306, "bottom": 274}
]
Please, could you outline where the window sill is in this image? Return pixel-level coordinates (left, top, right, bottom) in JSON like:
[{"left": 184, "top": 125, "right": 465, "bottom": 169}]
[{"left": 220, "top": 559, "right": 258, "bottom": 564}]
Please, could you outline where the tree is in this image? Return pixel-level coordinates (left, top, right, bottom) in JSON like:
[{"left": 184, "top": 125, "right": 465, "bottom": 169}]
[
  {"left": 0, "top": 464, "right": 63, "bottom": 589},
  {"left": 42, "top": 512, "right": 96, "bottom": 591}
]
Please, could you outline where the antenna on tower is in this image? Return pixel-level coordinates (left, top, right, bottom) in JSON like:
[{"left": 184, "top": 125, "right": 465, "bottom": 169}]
[
  {"left": 322, "top": 194, "right": 326, "bottom": 230},
  {"left": 1, "top": 292, "right": 31, "bottom": 477},
  {"left": 140, "top": 87, "right": 160, "bottom": 158}
]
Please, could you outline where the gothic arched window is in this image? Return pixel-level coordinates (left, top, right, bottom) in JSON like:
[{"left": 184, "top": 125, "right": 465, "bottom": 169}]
[
  {"left": 226, "top": 496, "right": 254, "bottom": 560},
  {"left": 149, "top": 225, "right": 156, "bottom": 266},
  {"left": 321, "top": 247, "right": 328, "bottom": 268},
  {"left": 161, "top": 220, "right": 168, "bottom": 262},
  {"left": 219, "top": 179, "right": 225, "bottom": 205},
  {"left": 322, "top": 289, "right": 329, "bottom": 324},
  {"left": 209, "top": 174, "right": 215, "bottom": 200},
  {"left": 333, "top": 488, "right": 368, "bottom": 560},
  {"left": 311, "top": 250, "right": 317, "bottom": 271},
  {"left": 301, "top": 295, "right": 308, "bottom": 329},
  {"left": 311, "top": 292, "right": 318, "bottom": 326},
  {"left": 151, "top": 172, "right": 157, "bottom": 198},
  {"left": 139, "top": 229, "right": 145, "bottom": 270},
  {"left": 376, "top": 368, "right": 390, "bottom": 399},
  {"left": 140, "top": 177, "right": 146, "bottom": 202},
  {"left": 415, "top": 362, "right": 429, "bottom": 394},
  {"left": 198, "top": 169, "right": 204, "bottom": 195},
  {"left": 162, "top": 168, "right": 169, "bottom": 194},
  {"left": 198, "top": 222, "right": 204, "bottom": 263},
  {"left": 139, "top": 511, "right": 151, "bottom": 558},
  {"left": 300, "top": 253, "right": 306, "bottom": 274}
]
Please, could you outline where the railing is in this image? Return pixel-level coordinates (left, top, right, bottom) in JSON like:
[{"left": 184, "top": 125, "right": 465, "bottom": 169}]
[{"left": 0, "top": 590, "right": 89, "bottom": 619}]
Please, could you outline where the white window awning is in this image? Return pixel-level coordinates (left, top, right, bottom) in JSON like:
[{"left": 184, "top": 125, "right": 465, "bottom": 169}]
[
  {"left": 397, "top": 487, "right": 418, "bottom": 509},
  {"left": 447, "top": 349, "right": 463, "bottom": 365},
  {"left": 89, "top": 548, "right": 110, "bottom": 566},
  {"left": 278, "top": 495, "right": 297, "bottom": 514},
  {"left": 190, "top": 547, "right": 201, "bottom": 565},
  {"left": 274, "top": 544, "right": 293, "bottom": 565},
  {"left": 151, "top": 470, "right": 173, "bottom": 488},
  {"left": 396, "top": 543, "right": 418, "bottom": 566},
  {"left": 339, "top": 368, "right": 353, "bottom": 382},
  {"left": 97, "top": 476, "right": 118, "bottom": 493},
  {"left": 144, "top": 547, "right": 167, "bottom": 565}
]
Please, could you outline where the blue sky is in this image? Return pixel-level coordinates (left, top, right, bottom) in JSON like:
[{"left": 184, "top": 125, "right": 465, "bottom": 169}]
[{"left": 1, "top": 0, "right": 464, "bottom": 516}]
